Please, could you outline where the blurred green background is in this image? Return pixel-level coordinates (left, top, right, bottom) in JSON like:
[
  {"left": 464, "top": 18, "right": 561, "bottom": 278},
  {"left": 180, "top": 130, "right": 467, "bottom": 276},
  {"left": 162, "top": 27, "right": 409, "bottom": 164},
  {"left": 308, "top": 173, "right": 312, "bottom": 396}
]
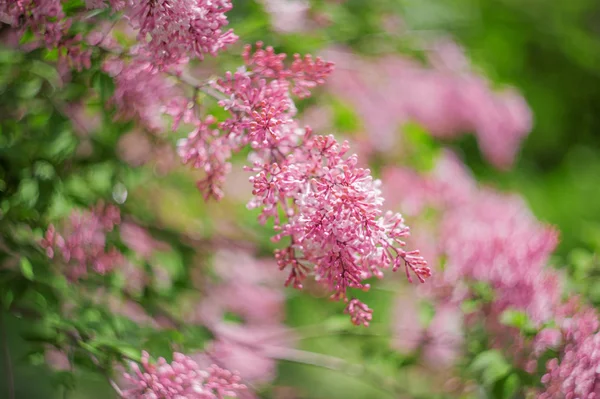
[{"left": 2, "top": 0, "right": 600, "bottom": 398}]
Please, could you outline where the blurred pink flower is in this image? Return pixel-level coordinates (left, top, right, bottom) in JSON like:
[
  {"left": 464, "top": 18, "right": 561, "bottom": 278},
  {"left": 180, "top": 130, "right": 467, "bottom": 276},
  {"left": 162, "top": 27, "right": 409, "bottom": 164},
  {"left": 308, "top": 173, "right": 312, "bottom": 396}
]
[
  {"left": 324, "top": 44, "right": 533, "bottom": 169},
  {"left": 120, "top": 221, "right": 171, "bottom": 259},
  {"left": 41, "top": 202, "right": 124, "bottom": 280},
  {"left": 391, "top": 293, "right": 462, "bottom": 369},
  {"left": 123, "top": 351, "right": 245, "bottom": 399},
  {"left": 189, "top": 249, "right": 294, "bottom": 386},
  {"left": 260, "top": 0, "right": 310, "bottom": 33}
]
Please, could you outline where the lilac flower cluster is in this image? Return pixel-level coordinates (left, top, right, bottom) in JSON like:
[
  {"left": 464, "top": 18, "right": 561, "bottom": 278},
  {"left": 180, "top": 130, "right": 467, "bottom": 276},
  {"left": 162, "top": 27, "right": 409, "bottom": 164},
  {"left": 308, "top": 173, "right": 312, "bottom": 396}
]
[
  {"left": 177, "top": 44, "right": 429, "bottom": 324},
  {"left": 1, "top": 0, "right": 92, "bottom": 70},
  {"left": 3, "top": 0, "right": 237, "bottom": 73},
  {"left": 41, "top": 202, "right": 123, "bottom": 280},
  {"left": 124, "top": 0, "right": 237, "bottom": 68},
  {"left": 123, "top": 351, "right": 245, "bottom": 399},
  {"left": 384, "top": 152, "right": 600, "bottom": 396}
]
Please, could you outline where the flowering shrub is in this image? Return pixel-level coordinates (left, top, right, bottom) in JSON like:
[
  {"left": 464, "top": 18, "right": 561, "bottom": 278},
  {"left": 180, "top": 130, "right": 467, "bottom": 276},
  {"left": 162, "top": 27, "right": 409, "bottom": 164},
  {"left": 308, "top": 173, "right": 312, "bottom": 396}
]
[{"left": 1, "top": 0, "right": 599, "bottom": 398}]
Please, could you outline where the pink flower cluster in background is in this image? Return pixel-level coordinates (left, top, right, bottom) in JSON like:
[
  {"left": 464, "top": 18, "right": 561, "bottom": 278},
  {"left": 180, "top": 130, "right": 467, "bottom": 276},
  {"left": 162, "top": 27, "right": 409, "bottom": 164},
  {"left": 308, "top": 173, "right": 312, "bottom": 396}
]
[
  {"left": 0, "top": 0, "right": 92, "bottom": 70},
  {"left": 41, "top": 202, "right": 123, "bottom": 280},
  {"left": 103, "top": 52, "right": 180, "bottom": 132},
  {"left": 123, "top": 351, "right": 245, "bottom": 399},
  {"left": 325, "top": 40, "right": 532, "bottom": 169},
  {"left": 384, "top": 151, "right": 600, "bottom": 396},
  {"left": 192, "top": 249, "right": 292, "bottom": 386}
]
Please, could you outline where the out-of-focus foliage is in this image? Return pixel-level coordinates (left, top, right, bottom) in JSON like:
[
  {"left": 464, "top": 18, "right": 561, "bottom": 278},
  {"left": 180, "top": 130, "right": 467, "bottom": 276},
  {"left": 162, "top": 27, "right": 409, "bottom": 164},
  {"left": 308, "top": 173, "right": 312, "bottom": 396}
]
[{"left": 1, "top": 0, "right": 600, "bottom": 398}]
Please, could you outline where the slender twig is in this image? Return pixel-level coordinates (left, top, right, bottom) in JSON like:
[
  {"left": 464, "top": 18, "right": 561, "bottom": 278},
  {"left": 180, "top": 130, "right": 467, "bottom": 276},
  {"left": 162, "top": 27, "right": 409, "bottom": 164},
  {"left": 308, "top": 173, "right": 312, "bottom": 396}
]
[
  {"left": 0, "top": 312, "right": 15, "bottom": 399},
  {"left": 266, "top": 346, "right": 430, "bottom": 399}
]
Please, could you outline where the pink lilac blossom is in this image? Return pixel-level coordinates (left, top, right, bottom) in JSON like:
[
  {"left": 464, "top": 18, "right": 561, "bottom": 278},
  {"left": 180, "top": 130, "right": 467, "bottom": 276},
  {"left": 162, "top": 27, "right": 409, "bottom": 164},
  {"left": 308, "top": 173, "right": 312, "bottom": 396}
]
[
  {"left": 1, "top": 0, "right": 67, "bottom": 47},
  {"left": 382, "top": 150, "right": 476, "bottom": 217},
  {"left": 123, "top": 351, "right": 245, "bottom": 399},
  {"left": 123, "top": 0, "right": 237, "bottom": 68},
  {"left": 540, "top": 333, "right": 600, "bottom": 399},
  {"left": 260, "top": 0, "right": 310, "bottom": 33},
  {"left": 385, "top": 153, "right": 558, "bottom": 316},
  {"left": 103, "top": 52, "right": 180, "bottom": 132},
  {"left": 0, "top": 0, "right": 92, "bottom": 70},
  {"left": 176, "top": 44, "right": 428, "bottom": 324},
  {"left": 384, "top": 152, "right": 565, "bottom": 374},
  {"left": 391, "top": 293, "right": 463, "bottom": 369},
  {"left": 41, "top": 202, "right": 123, "bottom": 280},
  {"left": 190, "top": 249, "right": 292, "bottom": 385},
  {"left": 344, "top": 298, "right": 373, "bottom": 327},
  {"left": 207, "top": 324, "right": 295, "bottom": 385},
  {"left": 535, "top": 300, "right": 600, "bottom": 397},
  {"left": 324, "top": 42, "right": 532, "bottom": 169},
  {"left": 249, "top": 134, "right": 430, "bottom": 323},
  {"left": 439, "top": 189, "right": 560, "bottom": 322},
  {"left": 176, "top": 42, "right": 333, "bottom": 199}
]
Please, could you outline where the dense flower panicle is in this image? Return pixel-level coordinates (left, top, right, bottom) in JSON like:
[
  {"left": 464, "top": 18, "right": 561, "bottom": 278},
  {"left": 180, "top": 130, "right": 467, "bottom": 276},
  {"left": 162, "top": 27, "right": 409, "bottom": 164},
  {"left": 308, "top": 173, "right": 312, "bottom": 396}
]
[
  {"left": 439, "top": 190, "right": 560, "bottom": 323},
  {"left": 174, "top": 44, "right": 427, "bottom": 322},
  {"left": 123, "top": 351, "right": 245, "bottom": 399},
  {"left": 526, "top": 300, "right": 600, "bottom": 396},
  {"left": 242, "top": 42, "right": 334, "bottom": 99},
  {"left": 124, "top": 0, "right": 237, "bottom": 67},
  {"left": 389, "top": 154, "right": 559, "bottom": 320},
  {"left": 247, "top": 133, "right": 430, "bottom": 321},
  {"left": 540, "top": 329, "right": 600, "bottom": 399},
  {"left": 41, "top": 202, "right": 123, "bottom": 280},
  {"left": 441, "top": 191, "right": 558, "bottom": 278},
  {"left": 2, "top": 0, "right": 236, "bottom": 70}
]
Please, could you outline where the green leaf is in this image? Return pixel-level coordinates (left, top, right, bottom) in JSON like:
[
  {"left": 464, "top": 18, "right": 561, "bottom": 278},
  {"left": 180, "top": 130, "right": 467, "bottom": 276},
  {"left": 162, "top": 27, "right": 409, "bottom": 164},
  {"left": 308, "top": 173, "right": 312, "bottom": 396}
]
[
  {"left": 471, "top": 350, "right": 512, "bottom": 386},
  {"left": 30, "top": 61, "right": 61, "bottom": 91},
  {"left": 18, "top": 29, "right": 36, "bottom": 45},
  {"left": 44, "top": 130, "right": 77, "bottom": 161},
  {"left": 151, "top": 250, "right": 184, "bottom": 283},
  {"left": 86, "top": 162, "right": 115, "bottom": 194},
  {"left": 21, "top": 325, "right": 58, "bottom": 343},
  {"left": 78, "top": 341, "right": 103, "bottom": 358},
  {"left": 503, "top": 373, "right": 520, "bottom": 398},
  {"left": 91, "top": 338, "right": 142, "bottom": 362},
  {"left": 92, "top": 72, "right": 115, "bottom": 103},
  {"left": 20, "top": 257, "right": 34, "bottom": 280},
  {"left": 17, "top": 77, "right": 43, "bottom": 99},
  {"left": 499, "top": 309, "right": 536, "bottom": 334},
  {"left": 33, "top": 161, "right": 56, "bottom": 181},
  {"left": 14, "top": 178, "right": 39, "bottom": 208}
]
